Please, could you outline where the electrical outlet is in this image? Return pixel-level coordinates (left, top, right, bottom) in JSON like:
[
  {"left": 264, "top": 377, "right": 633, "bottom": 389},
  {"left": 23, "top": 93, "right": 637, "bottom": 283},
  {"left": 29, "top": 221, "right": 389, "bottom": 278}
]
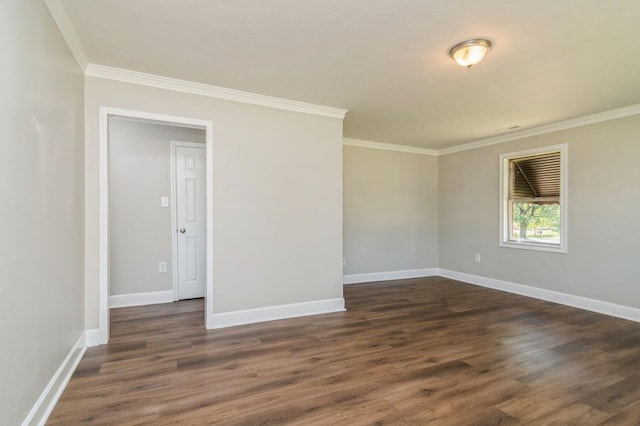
[
  {"left": 159, "top": 261, "right": 168, "bottom": 273},
  {"left": 474, "top": 253, "right": 481, "bottom": 263}
]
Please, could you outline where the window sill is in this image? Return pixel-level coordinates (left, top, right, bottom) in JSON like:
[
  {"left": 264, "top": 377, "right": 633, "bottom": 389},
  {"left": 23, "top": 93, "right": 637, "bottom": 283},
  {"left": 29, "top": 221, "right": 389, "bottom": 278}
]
[{"left": 500, "top": 241, "right": 567, "bottom": 253}]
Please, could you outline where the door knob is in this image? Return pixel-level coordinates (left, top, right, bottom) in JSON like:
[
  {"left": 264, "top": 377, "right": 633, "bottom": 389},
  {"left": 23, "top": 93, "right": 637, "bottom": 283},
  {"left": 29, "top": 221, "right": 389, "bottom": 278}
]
[{"left": 179, "top": 228, "right": 186, "bottom": 233}]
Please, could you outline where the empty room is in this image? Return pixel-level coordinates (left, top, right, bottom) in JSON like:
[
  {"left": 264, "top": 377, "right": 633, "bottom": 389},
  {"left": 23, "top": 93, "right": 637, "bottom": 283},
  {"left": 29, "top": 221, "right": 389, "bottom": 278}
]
[{"left": 3, "top": 0, "right": 640, "bottom": 424}]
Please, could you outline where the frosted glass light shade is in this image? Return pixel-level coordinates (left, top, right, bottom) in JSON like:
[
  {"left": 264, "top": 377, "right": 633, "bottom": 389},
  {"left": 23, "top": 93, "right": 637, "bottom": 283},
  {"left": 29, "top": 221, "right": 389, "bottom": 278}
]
[{"left": 449, "top": 39, "right": 492, "bottom": 68}]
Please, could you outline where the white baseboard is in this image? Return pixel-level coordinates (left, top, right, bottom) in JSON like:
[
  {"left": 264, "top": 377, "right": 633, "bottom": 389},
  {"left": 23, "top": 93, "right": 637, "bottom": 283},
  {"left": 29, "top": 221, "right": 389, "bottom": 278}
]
[
  {"left": 343, "top": 268, "right": 438, "bottom": 285},
  {"left": 210, "top": 297, "right": 345, "bottom": 329},
  {"left": 109, "top": 290, "right": 175, "bottom": 308},
  {"left": 22, "top": 332, "right": 87, "bottom": 426},
  {"left": 84, "top": 328, "right": 104, "bottom": 347},
  {"left": 438, "top": 268, "right": 640, "bottom": 323}
]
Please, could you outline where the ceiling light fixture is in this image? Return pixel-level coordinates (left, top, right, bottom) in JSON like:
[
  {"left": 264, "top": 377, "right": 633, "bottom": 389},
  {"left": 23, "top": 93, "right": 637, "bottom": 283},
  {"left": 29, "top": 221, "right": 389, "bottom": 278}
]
[{"left": 449, "top": 39, "right": 492, "bottom": 68}]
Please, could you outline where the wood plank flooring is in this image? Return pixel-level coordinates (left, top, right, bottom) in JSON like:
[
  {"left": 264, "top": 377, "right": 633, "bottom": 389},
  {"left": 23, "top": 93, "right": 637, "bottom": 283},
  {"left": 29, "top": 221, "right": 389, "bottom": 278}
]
[{"left": 48, "top": 277, "right": 640, "bottom": 425}]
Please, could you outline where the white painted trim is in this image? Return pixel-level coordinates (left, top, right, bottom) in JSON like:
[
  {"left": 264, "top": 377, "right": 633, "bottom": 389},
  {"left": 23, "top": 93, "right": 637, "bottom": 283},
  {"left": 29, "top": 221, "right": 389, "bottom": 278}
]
[
  {"left": 98, "top": 109, "right": 110, "bottom": 346},
  {"left": 86, "top": 64, "right": 347, "bottom": 119},
  {"left": 45, "top": 0, "right": 637, "bottom": 158},
  {"left": 211, "top": 298, "right": 346, "bottom": 329},
  {"left": 499, "top": 143, "right": 568, "bottom": 253},
  {"left": 109, "top": 290, "right": 175, "bottom": 308},
  {"left": 205, "top": 120, "right": 214, "bottom": 331},
  {"left": 169, "top": 142, "right": 179, "bottom": 302},
  {"left": 170, "top": 141, "right": 206, "bottom": 302},
  {"left": 21, "top": 333, "right": 86, "bottom": 426},
  {"left": 84, "top": 329, "right": 102, "bottom": 347},
  {"left": 438, "top": 269, "right": 640, "bottom": 323},
  {"left": 438, "top": 103, "right": 640, "bottom": 156},
  {"left": 39, "top": 1, "right": 640, "bottom": 158},
  {"left": 343, "top": 268, "right": 438, "bottom": 285},
  {"left": 44, "top": 0, "right": 88, "bottom": 71},
  {"left": 343, "top": 138, "right": 438, "bottom": 156},
  {"left": 99, "top": 107, "right": 215, "bottom": 345}
]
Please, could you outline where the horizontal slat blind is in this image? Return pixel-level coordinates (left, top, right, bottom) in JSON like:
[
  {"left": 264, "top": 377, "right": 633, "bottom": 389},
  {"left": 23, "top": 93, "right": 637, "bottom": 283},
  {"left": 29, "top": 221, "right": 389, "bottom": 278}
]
[{"left": 511, "top": 151, "right": 560, "bottom": 203}]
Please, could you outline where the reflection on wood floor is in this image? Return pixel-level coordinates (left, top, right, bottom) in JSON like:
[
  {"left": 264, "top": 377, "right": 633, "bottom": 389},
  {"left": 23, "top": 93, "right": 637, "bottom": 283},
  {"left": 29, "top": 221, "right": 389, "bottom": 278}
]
[{"left": 48, "top": 277, "right": 640, "bottom": 425}]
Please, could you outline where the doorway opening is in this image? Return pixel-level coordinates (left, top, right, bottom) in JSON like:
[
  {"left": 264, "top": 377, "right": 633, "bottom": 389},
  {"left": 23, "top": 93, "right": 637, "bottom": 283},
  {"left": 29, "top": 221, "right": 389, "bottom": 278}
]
[{"left": 97, "top": 108, "right": 213, "bottom": 345}]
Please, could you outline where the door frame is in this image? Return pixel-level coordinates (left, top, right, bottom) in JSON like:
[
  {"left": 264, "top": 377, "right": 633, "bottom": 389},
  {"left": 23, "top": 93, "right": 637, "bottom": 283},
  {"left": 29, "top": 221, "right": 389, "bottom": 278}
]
[
  {"left": 98, "top": 107, "right": 214, "bottom": 344},
  {"left": 170, "top": 140, "right": 206, "bottom": 301}
]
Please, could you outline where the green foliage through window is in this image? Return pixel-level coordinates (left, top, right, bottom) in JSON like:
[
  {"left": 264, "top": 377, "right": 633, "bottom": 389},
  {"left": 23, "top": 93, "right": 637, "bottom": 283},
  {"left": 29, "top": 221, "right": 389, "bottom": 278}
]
[{"left": 511, "top": 203, "right": 560, "bottom": 243}]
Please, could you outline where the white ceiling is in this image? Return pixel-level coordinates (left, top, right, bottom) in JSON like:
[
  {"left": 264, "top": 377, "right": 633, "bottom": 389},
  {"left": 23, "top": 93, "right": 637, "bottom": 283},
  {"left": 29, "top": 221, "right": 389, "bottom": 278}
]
[{"left": 59, "top": 0, "right": 640, "bottom": 150}]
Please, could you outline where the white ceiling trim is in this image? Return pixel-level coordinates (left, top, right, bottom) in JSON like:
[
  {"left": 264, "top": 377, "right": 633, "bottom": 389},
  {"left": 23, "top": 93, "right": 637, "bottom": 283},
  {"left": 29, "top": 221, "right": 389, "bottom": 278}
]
[
  {"left": 85, "top": 64, "right": 348, "bottom": 119},
  {"left": 343, "top": 138, "right": 438, "bottom": 156},
  {"left": 439, "top": 104, "right": 640, "bottom": 156},
  {"left": 38, "top": 1, "right": 640, "bottom": 152},
  {"left": 44, "top": 0, "right": 88, "bottom": 71},
  {"left": 345, "top": 103, "right": 640, "bottom": 156}
]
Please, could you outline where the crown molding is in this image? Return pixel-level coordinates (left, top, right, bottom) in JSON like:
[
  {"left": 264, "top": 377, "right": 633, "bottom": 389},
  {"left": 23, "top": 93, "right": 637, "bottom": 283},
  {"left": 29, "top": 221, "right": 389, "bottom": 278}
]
[
  {"left": 345, "top": 103, "right": 640, "bottom": 156},
  {"left": 44, "top": 0, "right": 345, "bottom": 118},
  {"left": 85, "top": 64, "right": 348, "bottom": 119},
  {"left": 36, "top": 1, "right": 640, "bottom": 148},
  {"left": 438, "top": 103, "right": 640, "bottom": 156},
  {"left": 343, "top": 138, "right": 438, "bottom": 156},
  {"left": 44, "top": 0, "right": 88, "bottom": 72}
]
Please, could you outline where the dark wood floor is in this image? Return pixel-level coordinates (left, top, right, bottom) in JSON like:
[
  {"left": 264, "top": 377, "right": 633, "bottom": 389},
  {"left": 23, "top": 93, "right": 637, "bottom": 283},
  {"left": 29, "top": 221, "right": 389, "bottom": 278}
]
[{"left": 48, "top": 277, "right": 640, "bottom": 425}]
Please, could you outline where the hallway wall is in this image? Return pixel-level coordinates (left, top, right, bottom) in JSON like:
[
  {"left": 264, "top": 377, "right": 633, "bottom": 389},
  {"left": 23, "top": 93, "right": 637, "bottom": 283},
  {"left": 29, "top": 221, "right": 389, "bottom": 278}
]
[{"left": 0, "top": 1, "right": 85, "bottom": 424}]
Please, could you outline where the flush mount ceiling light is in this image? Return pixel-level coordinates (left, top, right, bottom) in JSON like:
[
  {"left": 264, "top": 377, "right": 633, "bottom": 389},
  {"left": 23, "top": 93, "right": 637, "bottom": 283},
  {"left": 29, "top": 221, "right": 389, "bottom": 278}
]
[{"left": 449, "top": 39, "right": 492, "bottom": 68}]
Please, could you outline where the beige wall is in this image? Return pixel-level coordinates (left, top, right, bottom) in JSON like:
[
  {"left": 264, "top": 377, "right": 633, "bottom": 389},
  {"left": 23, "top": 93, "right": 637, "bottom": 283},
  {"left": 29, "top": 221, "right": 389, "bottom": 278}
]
[
  {"left": 343, "top": 146, "right": 438, "bottom": 274},
  {"left": 439, "top": 115, "right": 640, "bottom": 308},
  {"left": 85, "top": 78, "right": 344, "bottom": 328},
  {"left": 109, "top": 118, "right": 205, "bottom": 296},
  {"left": 0, "top": 1, "right": 84, "bottom": 424}
]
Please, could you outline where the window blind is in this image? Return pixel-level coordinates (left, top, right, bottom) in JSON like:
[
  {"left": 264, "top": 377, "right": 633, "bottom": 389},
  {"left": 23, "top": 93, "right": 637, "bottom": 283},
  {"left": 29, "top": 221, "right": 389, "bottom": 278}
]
[{"left": 510, "top": 151, "right": 560, "bottom": 204}]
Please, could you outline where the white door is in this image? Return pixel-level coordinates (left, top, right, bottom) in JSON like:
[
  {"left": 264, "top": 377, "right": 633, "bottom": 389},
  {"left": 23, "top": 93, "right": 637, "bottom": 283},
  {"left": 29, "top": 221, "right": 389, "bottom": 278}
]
[{"left": 175, "top": 145, "right": 206, "bottom": 299}]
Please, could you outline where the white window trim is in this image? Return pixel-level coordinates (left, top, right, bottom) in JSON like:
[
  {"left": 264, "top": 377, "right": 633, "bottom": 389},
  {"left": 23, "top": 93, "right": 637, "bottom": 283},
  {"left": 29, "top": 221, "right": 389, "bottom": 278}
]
[{"left": 499, "top": 143, "right": 568, "bottom": 253}]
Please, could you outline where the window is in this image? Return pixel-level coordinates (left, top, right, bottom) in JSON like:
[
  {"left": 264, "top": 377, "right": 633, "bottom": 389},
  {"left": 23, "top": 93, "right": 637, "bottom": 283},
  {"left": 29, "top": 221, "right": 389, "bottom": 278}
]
[{"left": 500, "top": 144, "right": 567, "bottom": 252}]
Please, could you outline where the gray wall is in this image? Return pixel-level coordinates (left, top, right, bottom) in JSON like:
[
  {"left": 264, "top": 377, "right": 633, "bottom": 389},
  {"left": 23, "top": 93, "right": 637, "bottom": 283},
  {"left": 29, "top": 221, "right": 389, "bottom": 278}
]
[
  {"left": 343, "top": 145, "right": 438, "bottom": 274},
  {"left": 85, "top": 77, "right": 344, "bottom": 327},
  {"left": 0, "top": 1, "right": 85, "bottom": 424},
  {"left": 109, "top": 118, "right": 205, "bottom": 296},
  {"left": 439, "top": 115, "right": 640, "bottom": 309}
]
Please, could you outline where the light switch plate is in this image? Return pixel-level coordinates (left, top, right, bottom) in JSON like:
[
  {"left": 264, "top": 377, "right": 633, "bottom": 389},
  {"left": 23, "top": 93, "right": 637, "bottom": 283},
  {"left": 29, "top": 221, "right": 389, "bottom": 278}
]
[{"left": 160, "top": 196, "right": 169, "bottom": 208}]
